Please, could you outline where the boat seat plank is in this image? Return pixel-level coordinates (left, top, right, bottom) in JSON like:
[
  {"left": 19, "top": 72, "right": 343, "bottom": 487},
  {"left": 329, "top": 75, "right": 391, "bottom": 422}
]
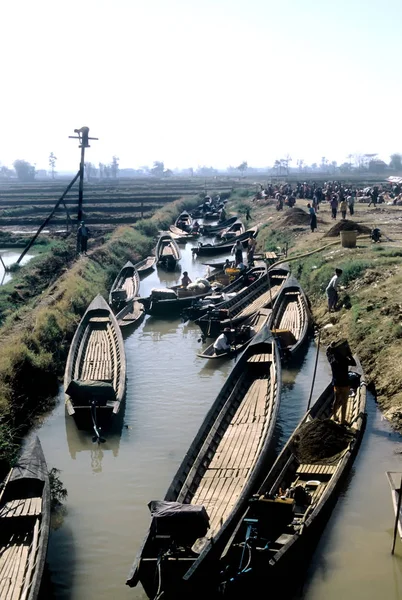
[
  {"left": 0, "top": 497, "right": 42, "bottom": 518},
  {"left": 296, "top": 464, "right": 336, "bottom": 475},
  {"left": 89, "top": 316, "right": 110, "bottom": 324}
]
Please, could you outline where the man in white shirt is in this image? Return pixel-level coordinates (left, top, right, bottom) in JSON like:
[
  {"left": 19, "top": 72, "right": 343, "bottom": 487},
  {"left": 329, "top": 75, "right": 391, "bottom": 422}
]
[
  {"left": 326, "top": 268, "right": 343, "bottom": 312},
  {"left": 213, "top": 328, "right": 232, "bottom": 355}
]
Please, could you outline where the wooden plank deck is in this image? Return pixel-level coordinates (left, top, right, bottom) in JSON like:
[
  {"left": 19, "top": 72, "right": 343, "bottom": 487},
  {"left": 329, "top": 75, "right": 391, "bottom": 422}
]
[
  {"left": 276, "top": 293, "right": 303, "bottom": 343},
  {"left": 235, "top": 285, "right": 281, "bottom": 319},
  {"left": 191, "top": 376, "right": 273, "bottom": 537},
  {"left": 79, "top": 327, "right": 113, "bottom": 382}
]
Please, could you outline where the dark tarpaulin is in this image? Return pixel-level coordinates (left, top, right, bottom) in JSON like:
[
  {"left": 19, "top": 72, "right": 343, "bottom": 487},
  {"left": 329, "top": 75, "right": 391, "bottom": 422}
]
[
  {"left": 10, "top": 436, "right": 47, "bottom": 482},
  {"left": 148, "top": 500, "right": 209, "bottom": 545}
]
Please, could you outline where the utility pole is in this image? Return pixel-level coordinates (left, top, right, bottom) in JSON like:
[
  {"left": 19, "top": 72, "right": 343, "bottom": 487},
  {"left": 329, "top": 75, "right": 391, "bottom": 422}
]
[{"left": 69, "top": 126, "right": 98, "bottom": 222}]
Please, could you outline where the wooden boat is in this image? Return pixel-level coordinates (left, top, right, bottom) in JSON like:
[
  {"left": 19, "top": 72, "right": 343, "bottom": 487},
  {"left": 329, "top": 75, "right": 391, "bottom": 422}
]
[
  {"left": 197, "top": 308, "right": 271, "bottom": 360},
  {"left": 386, "top": 472, "right": 402, "bottom": 540},
  {"left": 0, "top": 436, "right": 50, "bottom": 600},
  {"left": 109, "top": 261, "right": 140, "bottom": 312},
  {"left": 134, "top": 256, "right": 156, "bottom": 276},
  {"left": 219, "top": 358, "right": 366, "bottom": 598},
  {"left": 220, "top": 221, "right": 245, "bottom": 241},
  {"left": 175, "top": 211, "right": 193, "bottom": 232},
  {"left": 115, "top": 299, "right": 145, "bottom": 330},
  {"left": 203, "top": 217, "right": 237, "bottom": 236},
  {"left": 156, "top": 234, "right": 181, "bottom": 271},
  {"left": 64, "top": 294, "right": 126, "bottom": 438},
  {"left": 140, "top": 266, "right": 266, "bottom": 318},
  {"left": 169, "top": 225, "right": 200, "bottom": 242},
  {"left": 202, "top": 217, "right": 237, "bottom": 236},
  {"left": 195, "top": 266, "right": 289, "bottom": 340},
  {"left": 270, "top": 275, "right": 312, "bottom": 360},
  {"left": 126, "top": 326, "right": 282, "bottom": 599},
  {"left": 192, "top": 227, "right": 258, "bottom": 257}
]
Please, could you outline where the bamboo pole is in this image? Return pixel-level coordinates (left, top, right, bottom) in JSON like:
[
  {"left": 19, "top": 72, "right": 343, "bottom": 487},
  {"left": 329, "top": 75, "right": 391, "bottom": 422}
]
[
  {"left": 307, "top": 329, "right": 321, "bottom": 412},
  {"left": 392, "top": 474, "right": 402, "bottom": 554},
  {"left": 16, "top": 171, "right": 80, "bottom": 265}
]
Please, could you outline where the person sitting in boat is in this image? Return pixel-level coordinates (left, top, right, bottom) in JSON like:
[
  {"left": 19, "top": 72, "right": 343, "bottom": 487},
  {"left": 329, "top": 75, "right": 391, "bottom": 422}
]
[
  {"left": 192, "top": 220, "right": 200, "bottom": 233},
  {"left": 223, "top": 259, "right": 232, "bottom": 272},
  {"left": 219, "top": 207, "right": 227, "bottom": 222},
  {"left": 213, "top": 328, "right": 232, "bottom": 356},
  {"left": 181, "top": 271, "right": 192, "bottom": 288}
]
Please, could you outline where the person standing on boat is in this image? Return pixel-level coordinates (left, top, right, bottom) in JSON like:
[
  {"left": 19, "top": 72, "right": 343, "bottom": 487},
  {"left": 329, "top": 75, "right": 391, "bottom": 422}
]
[
  {"left": 77, "top": 221, "right": 89, "bottom": 255},
  {"left": 232, "top": 240, "right": 243, "bottom": 266},
  {"left": 326, "top": 340, "right": 356, "bottom": 425},
  {"left": 326, "top": 268, "right": 342, "bottom": 312},
  {"left": 247, "top": 236, "right": 257, "bottom": 265},
  {"left": 213, "top": 328, "right": 232, "bottom": 356},
  {"left": 181, "top": 271, "right": 192, "bottom": 288}
]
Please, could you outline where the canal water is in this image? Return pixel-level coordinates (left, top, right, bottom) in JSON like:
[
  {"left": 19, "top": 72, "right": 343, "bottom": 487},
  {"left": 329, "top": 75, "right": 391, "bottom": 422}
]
[
  {"left": 0, "top": 247, "right": 36, "bottom": 284},
  {"left": 28, "top": 237, "right": 402, "bottom": 600}
]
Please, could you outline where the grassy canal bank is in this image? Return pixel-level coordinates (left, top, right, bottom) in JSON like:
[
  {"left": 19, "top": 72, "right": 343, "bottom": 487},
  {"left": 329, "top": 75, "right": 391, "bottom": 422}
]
[
  {"left": 242, "top": 195, "right": 402, "bottom": 432},
  {"left": 0, "top": 195, "right": 205, "bottom": 470}
]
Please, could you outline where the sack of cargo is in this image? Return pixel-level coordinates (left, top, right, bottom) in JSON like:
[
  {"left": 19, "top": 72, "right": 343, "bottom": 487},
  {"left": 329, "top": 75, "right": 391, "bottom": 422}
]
[
  {"left": 195, "top": 278, "right": 211, "bottom": 288},
  {"left": 150, "top": 288, "right": 177, "bottom": 301}
]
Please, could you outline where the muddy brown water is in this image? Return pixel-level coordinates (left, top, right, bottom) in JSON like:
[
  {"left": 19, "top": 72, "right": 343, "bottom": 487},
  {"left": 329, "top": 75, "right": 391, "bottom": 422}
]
[{"left": 27, "top": 238, "right": 402, "bottom": 600}]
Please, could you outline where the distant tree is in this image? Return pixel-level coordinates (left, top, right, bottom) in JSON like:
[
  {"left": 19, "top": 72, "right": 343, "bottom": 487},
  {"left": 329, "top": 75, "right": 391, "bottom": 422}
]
[
  {"left": 164, "top": 169, "right": 173, "bottom": 177},
  {"left": 85, "top": 162, "right": 94, "bottom": 181},
  {"left": 104, "top": 165, "right": 111, "bottom": 178},
  {"left": 369, "top": 160, "right": 387, "bottom": 173},
  {"left": 151, "top": 161, "right": 165, "bottom": 176},
  {"left": 236, "top": 161, "right": 248, "bottom": 176},
  {"left": 98, "top": 162, "right": 104, "bottom": 179},
  {"left": 390, "top": 153, "right": 402, "bottom": 171},
  {"left": 331, "top": 160, "right": 338, "bottom": 173},
  {"left": 48, "top": 152, "right": 57, "bottom": 179},
  {"left": 13, "top": 159, "right": 36, "bottom": 182},
  {"left": 111, "top": 156, "right": 119, "bottom": 178},
  {"left": 339, "top": 162, "right": 352, "bottom": 173},
  {"left": 311, "top": 163, "right": 318, "bottom": 171},
  {"left": 0, "top": 165, "right": 12, "bottom": 179}
]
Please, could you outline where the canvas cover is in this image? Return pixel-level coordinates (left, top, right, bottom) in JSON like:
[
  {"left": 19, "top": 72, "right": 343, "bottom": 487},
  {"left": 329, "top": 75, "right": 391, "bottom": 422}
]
[
  {"left": 66, "top": 379, "right": 116, "bottom": 406},
  {"left": 148, "top": 500, "right": 209, "bottom": 545}
]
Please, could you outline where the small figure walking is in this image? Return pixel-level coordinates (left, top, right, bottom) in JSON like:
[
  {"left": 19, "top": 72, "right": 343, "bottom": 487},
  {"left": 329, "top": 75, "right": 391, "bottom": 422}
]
[
  {"left": 307, "top": 203, "right": 317, "bottom": 232},
  {"left": 245, "top": 207, "right": 251, "bottom": 221},
  {"left": 326, "top": 268, "right": 342, "bottom": 312},
  {"left": 340, "top": 199, "right": 347, "bottom": 220},
  {"left": 77, "top": 221, "right": 90, "bottom": 255}
]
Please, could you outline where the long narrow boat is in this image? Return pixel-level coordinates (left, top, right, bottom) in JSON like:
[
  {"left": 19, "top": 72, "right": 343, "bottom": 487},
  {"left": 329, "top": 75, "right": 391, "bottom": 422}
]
[
  {"left": 385, "top": 471, "right": 402, "bottom": 540},
  {"left": 140, "top": 266, "right": 266, "bottom": 318},
  {"left": 0, "top": 436, "right": 50, "bottom": 600},
  {"left": 219, "top": 221, "right": 245, "bottom": 241},
  {"left": 270, "top": 275, "right": 312, "bottom": 360},
  {"left": 134, "top": 256, "right": 156, "bottom": 276},
  {"left": 109, "top": 261, "right": 140, "bottom": 312},
  {"left": 192, "top": 227, "right": 258, "bottom": 257},
  {"left": 64, "top": 295, "right": 126, "bottom": 438},
  {"left": 219, "top": 357, "right": 366, "bottom": 598},
  {"left": 115, "top": 299, "right": 145, "bottom": 330},
  {"left": 156, "top": 234, "right": 181, "bottom": 271},
  {"left": 175, "top": 211, "right": 193, "bottom": 232},
  {"left": 197, "top": 309, "right": 271, "bottom": 360},
  {"left": 126, "top": 326, "right": 281, "bottom": 599},
  {"left": 195, "top": 266, "right": 289, "bottom": 340},
  {"left": 169, "top": 225, "right": 200, "bottom": 242},
  {"left": 202, "top": 217, "right": 238, "bottom": 236}
]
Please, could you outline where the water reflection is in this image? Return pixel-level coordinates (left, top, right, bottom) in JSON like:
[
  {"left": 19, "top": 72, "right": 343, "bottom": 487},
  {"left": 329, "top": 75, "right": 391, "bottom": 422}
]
[{"left": 0, "top": 247, "right": 37, "bottom": 284}]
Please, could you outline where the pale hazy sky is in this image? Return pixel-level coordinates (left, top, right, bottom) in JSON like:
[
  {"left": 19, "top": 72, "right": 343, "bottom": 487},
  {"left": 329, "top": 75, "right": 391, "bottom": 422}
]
[{"left": 2, "top": 0, "right": 402, "bottom": 171}]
